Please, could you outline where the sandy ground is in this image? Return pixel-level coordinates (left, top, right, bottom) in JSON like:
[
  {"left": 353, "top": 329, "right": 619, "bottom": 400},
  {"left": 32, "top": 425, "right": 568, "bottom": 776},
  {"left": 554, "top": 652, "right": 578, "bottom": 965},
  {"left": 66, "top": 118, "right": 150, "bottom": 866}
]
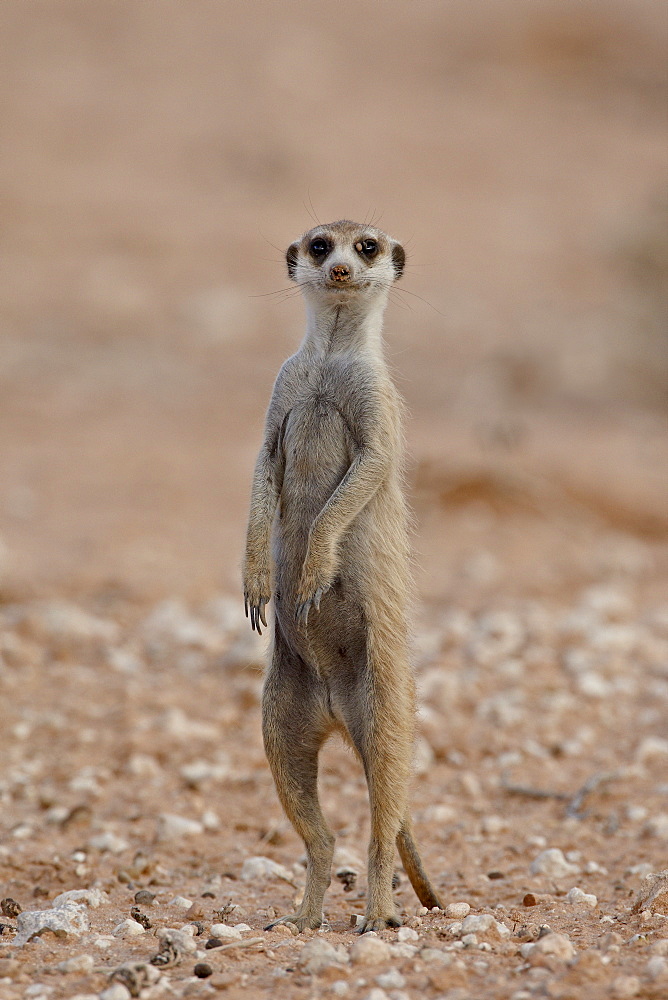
[{"left": 0, "top": 2, "right": 667, "bottom": 998}]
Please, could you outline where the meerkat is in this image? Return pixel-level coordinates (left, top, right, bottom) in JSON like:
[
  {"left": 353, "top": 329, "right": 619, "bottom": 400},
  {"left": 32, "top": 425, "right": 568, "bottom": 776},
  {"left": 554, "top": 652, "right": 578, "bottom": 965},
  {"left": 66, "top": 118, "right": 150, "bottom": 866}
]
[{"left": 243, "top": 219, "right": 443, "bottom": 933}]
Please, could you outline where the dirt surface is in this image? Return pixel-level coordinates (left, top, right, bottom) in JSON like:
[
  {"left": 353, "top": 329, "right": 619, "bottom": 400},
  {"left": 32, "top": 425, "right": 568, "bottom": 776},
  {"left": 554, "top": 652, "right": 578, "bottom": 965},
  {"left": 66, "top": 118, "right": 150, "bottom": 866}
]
[{"left": 0, "top": 2, "right": 667, "bottom": 999}]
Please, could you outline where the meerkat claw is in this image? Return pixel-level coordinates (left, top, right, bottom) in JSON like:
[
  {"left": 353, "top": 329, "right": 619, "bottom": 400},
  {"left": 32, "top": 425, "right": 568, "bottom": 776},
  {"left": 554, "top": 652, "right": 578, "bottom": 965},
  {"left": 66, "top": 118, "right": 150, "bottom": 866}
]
[{"left": 259, "top": 600, "right": 268, "bottom": 628}]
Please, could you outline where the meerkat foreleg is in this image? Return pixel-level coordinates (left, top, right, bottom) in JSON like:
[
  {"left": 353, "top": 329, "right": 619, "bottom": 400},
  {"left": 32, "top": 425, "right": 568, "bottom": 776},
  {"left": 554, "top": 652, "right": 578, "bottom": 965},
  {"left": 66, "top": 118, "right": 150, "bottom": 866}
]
[
  {"left": 262, "top": 638, "right": 335, "bottom": 930},
  {"left": 244, "top": 436, "right": 284, "bottom": 634},
  {"left": 296, "top": 449, "right": 386, "bottom": 624}
]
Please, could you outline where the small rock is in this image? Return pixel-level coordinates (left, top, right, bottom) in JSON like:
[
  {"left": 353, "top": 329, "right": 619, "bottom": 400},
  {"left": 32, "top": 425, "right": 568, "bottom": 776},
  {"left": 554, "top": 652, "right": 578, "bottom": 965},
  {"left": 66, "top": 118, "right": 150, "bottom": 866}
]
[
  {"left": 13, "top": 902, "right": 90, "bottom": 946},
  {"left": 631, "top": 870, "right": 668, "bottom": 913},
  {"left": 521, "top": 931, "right": 575, "bottom": 963},
  {"left": 646, "top": 955, "right": 668, "bottom": 982},
  {"left": 566, "top": 887, "right": 598, "bottom": 907},
  {"left": 88, "top": 831, "right": 128, "bottom": 854},
  {"left": 240, "top": 856, "right": 296, "bottom": 883},
  {"left": 523, "top": 893, "right": 538, "bottom": 906},
  {"left": 397, "top": 926, "right": 418, "bottom": 942},
  {"left": 635, "top": 736, "right": 668, "bottom": 763},
  {"left": 100, "top": 986, "right": 131, "bottom": 1000},
  {"left": 205, "top": 937, "right": 223, "bottom": 949},
  {"left": 0, "top": 898, "right": 21, "bottom": 918},
  {"left": 350, "top": 935, "right": 391, "bottom": 965},
  {"left": 194, "top": 963, "right": 213, "bottom": 978},
  {"left": 133, "top": 890, "right": 155, "bottom": 906},
  {"left": 365, "top": 990, "right": 389, "bottom": 1000},
  {"left": 210, "top": 923, "right": 242, "bottom": 940},
  {"left": 445, "top": 902, "right": 470, "bottom": 919},
  {"left": 297, "top": 938, "right": 347, "bottom": 974},
  {"left": 481, "top": 815, "right": 507, "bottom": 835},
  {"left": 158, "top": 814, "right": 204, "bottom": 840},
  {"left": 112, "top": 918, "right": 145, "bottom": 938},
  {"left": 529, "top": 848, "right": 580, "bottom": 878},
  {"left": 611, "top": 975, "right": 640, "bottom": 999},
  {"left": 375, "top": 968, "right": 405, "bottom": 989},
  {"left": 57, "top": 954, "right": 95, "bottom": 973},
  {"left": 169, "top": 895, "right": 193, "bottom": 909},
  {"left": 52, "top": 889, "right": 108, "bottom": 909},
  {"left": 645, "top": 815, "right": 668, "bottom": 840},
  {"left": 460, "top": 914, "right": 510, "bottom": 938}
]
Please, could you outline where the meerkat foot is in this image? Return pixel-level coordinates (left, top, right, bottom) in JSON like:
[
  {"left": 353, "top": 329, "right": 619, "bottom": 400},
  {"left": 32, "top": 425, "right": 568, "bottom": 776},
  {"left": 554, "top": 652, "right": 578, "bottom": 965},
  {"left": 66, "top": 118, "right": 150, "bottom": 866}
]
[
  {"left": 356, "top": 913, "right": 402, "bottom": 934},
  {"left": 264, "top": 911, "right": 323, "bottom": 932}
]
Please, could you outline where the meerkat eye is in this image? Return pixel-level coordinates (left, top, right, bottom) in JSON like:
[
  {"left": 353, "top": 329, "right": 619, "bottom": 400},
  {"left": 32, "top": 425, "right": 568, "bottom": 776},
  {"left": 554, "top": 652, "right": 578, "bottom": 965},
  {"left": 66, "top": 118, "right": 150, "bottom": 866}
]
[
  {"left": 309, "top": 238, "right": 329, "bottom": 260},
  {"left": 355, "top": 238, "right": 379, "bottom": 259}
]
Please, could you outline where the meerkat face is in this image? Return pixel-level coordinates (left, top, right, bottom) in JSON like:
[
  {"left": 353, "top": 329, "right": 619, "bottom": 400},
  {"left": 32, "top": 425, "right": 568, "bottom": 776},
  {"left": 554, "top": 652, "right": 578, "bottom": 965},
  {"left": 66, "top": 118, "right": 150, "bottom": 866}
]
[{"left": 286, "top": 220, "right": 405, "bottom": 304}]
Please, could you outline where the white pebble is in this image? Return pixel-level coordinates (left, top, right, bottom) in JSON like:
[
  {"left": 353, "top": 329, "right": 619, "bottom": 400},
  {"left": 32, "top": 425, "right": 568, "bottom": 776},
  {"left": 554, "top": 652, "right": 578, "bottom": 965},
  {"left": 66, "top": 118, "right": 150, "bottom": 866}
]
[
  {"left": 57, "top": 954, "right": 95, "bottom": 973},
  {"left": 445, "top": 902, "right": 470, "bottom": 919},
  {"left": 240, "top": 855, "right": 295, "bottom": 882},
  {"left": 112, "top": 918, "right": 145, "bottom": 938},
  {"left": 13, "top": 902, "right": 90, "bottom": 947},
  {"left": 210, "top": 923, "right": 242, "bottom": 940},
  {"left": 99, "top": 986, "right": 131, "bottom": 1000},
  {"left": 349, "top": 935, "right": 391, "bottom": 965},
  {"left": 52, "top": 889, "right": 108, "bottom": 909},
  {"left": 530, "top": 848, "right": 580, "bottom": 878},
  {"left": 397, "top": 926, "right": 418, "bottom": 942},
  {"left": 87, "top": 831, "right": 128, "bottom": 854},
  {"left": 375, "top": 968, "right": 405, "bottom": 989},
  {"left": 566, "top": 887, "right": 598, "bottom": 907},
  {"left": 158, "top": 813, "right": 204, "bottom": 840},
  {"left": 168, "top": 895, "right": 193, "bottom": 909}
]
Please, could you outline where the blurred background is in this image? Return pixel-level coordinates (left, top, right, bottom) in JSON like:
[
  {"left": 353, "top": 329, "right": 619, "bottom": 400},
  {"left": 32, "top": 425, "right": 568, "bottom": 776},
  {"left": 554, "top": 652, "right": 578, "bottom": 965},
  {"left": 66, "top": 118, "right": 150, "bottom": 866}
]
[{"left": 0, "top": 0, "right": 666, "bottom": 605}]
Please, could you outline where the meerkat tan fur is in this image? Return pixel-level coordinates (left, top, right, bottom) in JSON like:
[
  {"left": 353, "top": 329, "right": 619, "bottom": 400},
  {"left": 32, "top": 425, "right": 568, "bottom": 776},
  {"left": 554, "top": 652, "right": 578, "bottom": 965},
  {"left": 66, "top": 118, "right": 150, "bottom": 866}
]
[{"left": 243, "top": 220, "right": 442, "bottom": 932}]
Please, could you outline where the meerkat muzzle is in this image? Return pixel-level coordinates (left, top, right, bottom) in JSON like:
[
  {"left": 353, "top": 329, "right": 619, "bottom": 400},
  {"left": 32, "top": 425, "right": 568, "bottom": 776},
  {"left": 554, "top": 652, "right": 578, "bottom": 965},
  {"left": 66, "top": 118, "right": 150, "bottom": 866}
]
[{"left": 329, "top": 264, "right": 351, "bottom": 282}]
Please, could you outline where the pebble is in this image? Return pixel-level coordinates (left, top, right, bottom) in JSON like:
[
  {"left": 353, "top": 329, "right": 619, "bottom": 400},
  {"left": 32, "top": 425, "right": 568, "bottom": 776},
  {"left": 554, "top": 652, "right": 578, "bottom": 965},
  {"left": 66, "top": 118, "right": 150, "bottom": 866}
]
[
  {"left": 460, "top": 914, "right": 510, "bottom": 939},
  {"left": 611, "top": 976, "right": 641, "bottom": 999},
  {"left": 169, "top": 895, "right": 193, "bottom": 909},
  {"left": 645, "top": 815, "right": 668, "bottom": 840},
  {"left": 349, "top": 935, "right": 391, "bottom": 965},
  {"left": 396, "top": 926, "right": 418, "bottom": 942},
  {"left": 566, "top": 887, "right": 598, "bottom": 907},
  {"left": 529, "top": 848, "right": 580, "bottom": 878},
  {"left": 636, "top": 736, "right": 668, "bottom": 763},
  {"left": 632, "top": 870, "right": 668, "bottom": 913},
  {"left": 240, "top": 855, "right": 295, "bottom": 883},
  {"left": 210, "top": 923, "right": 242, "bottom": 940},
  {"left": 646, "top": 956, "right": 668, "bottom": 981},
  {"left": 375, "top": 968, "right": 405, "bottom": 989},
  {"left": 134, "top": 890, "right": 155, "bottom": 906},
  {"left": 52, "top": 889, "right": 108, "bottom": 909},
  {"left": 445, "top": 902, "right": 470, "bottom": 919},
  {"left": 521, "top": 931, "right": 575, "bottom": 963},
  {"left": 57, "top": 954, "right": 95, "bottom": 973},
  {"left": 158, "top": 814, "right": 204, "bottom": 840},
  {"left": 100, "top": 986, "right": 131, "bottom": 1000},
  {"left": 87, "top": 831, "right": 129, "bottom": 854},
  {"left": 109, "top": 963, "right": 161, "bottom": 996},
  {"left": 112, "top": 918, "right": 145, "bottom": 938},
  {"left": 13, "top": 901, "right": 90, "bottom": 946},
  {"left": 194, "top": 963, "right": 213, "bottom": 978},
  {"left": 297, "top": 938, "right": 347, "bottom": 974}
]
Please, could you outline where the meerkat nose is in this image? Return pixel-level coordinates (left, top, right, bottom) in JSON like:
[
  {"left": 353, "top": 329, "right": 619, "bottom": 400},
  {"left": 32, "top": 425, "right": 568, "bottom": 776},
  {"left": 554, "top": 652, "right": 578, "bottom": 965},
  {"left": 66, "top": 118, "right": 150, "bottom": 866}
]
[{"left": 330, "top": 264, "right": 351, "bottom": 282}]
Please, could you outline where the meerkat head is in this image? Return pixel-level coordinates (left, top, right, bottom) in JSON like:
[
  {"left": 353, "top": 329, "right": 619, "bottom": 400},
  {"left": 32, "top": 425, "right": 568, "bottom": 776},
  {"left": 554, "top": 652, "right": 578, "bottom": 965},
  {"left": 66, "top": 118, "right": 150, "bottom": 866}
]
[{"left": 286, "top": 220, "right": 405, "bottom": 306}]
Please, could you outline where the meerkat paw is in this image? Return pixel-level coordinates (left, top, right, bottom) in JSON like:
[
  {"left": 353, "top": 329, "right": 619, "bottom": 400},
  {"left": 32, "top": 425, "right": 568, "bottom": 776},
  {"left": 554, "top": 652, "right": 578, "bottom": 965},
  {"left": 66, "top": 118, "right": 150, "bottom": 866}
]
[
  {"left": 295, "top": 584, "right": 330, "bottom": 627},
  {"left": 356, "top": 913, "right": 402, "bottom": 934},
  {"left": 264, "top": 911, "right": 323, "bottom": 932},
  {"left": 243, "top": 571, "right": 271, "bottom": 635}
]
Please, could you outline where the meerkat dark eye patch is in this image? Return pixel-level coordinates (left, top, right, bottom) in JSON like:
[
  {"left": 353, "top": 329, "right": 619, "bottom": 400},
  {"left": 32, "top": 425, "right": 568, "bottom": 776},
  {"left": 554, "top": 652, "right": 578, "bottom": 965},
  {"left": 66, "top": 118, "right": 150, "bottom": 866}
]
[
  {"left": 309, "top": 238, "right": 330, "bottom": 261},
  {"left": 355, "top": 238, "right": 379, "bottom": 259}
]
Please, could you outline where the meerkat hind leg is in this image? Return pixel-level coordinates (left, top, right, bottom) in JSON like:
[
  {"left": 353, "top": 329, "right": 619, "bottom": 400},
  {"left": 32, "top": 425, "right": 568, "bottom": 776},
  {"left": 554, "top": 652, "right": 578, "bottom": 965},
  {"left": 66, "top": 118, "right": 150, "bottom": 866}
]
[
  {"left": 262, "top": 638, "right": 335, "bottom": 931},
  {"left": 337, "top": 656, "right": 414, "bottom": 932}
]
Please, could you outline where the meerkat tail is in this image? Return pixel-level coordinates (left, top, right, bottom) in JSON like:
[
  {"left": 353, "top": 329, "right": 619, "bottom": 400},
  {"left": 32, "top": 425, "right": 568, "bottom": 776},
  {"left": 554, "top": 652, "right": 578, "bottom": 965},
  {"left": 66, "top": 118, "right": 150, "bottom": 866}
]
[{"left": 396, "top": 819, "right": 443, "bottom": 910}]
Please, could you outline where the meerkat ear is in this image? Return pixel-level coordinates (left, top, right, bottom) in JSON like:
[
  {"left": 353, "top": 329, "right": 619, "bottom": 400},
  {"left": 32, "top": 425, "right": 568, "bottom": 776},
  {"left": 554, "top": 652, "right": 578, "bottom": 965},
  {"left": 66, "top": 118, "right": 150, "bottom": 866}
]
[
  {"left": 286, "top": 242, "right": 300, "bottom": 280},
  {"left": 391, "top": 242, "right": 406, "bottom": 280}
]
